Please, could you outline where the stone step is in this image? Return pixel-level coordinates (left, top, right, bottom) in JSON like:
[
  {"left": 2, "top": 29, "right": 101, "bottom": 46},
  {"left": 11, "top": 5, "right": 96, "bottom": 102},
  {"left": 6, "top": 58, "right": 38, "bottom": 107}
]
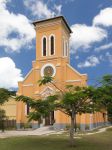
[{"left": 34, "top": 126, "right": 54, "bottom": 132}]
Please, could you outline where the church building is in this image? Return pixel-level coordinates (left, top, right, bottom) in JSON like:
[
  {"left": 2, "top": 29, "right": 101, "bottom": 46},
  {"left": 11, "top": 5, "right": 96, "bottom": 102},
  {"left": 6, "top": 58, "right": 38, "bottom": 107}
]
[{"left": 17, "top": 16, "right": 106, "bottom": 130}]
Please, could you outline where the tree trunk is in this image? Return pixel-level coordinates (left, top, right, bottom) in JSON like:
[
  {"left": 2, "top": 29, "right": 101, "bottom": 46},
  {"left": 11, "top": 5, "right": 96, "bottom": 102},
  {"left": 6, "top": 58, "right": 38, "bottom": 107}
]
[
  {"left": 69, "top": 114, "right": 76, "bottom": 147},
  {"left": 74, "top": 115, "right": 77, "bottom": 132},
  {"left": 1, "top": 120, "right": 4, "bottom": 132}
]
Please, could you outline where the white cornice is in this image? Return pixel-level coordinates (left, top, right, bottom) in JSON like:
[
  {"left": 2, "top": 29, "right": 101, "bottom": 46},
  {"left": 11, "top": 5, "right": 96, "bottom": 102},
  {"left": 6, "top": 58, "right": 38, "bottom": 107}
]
[
  {"left": 36, "top": 21, "right": 61, "bottom": 29},
  {"left": 66, "top": 80, "right": 81, "bottom": 83},
  {"left": 23, "top": 84, "right": 33, "bottom": 87},
  {"left": 67, "top": 64, "right": 87, "bottom": 76},
  {"left": 24, "top": 69, "right": 33, "bottom": 81}
]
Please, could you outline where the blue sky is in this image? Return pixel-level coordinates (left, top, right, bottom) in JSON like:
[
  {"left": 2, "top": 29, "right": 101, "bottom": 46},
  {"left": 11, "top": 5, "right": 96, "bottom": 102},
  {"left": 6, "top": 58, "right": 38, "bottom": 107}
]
[{"left": 0, "top": 0, "right": 112, "bottom": 89}]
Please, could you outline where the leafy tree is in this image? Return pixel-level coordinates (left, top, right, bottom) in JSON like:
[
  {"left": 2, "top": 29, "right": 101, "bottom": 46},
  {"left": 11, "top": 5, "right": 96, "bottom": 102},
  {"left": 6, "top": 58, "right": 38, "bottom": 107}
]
[
  {"left": 100, "top": 74, "right": 112, "bottom": 86},
  {"left": 16, "top": 76, "right": 97, "bottom": 147},
  {"left": 0, "top": 88, "right": 14, "bottom": 105},
  {"left": 0, "top": 88, "right": 16, "bottom": 131},
  {"left": 38, "top": 77, "right": 99, "bottom": 146},
  {"left": 38, "top": 76, "right": 64, "bottom": 93},
  {"left": 58, "top": 87, "right": 97, "bottom": 145},
  {"left": 16, "top": 95, "right": 57, "bottom": 123},
  {"left": 94, "top": 75, "right": 112, "bottom": 123}
]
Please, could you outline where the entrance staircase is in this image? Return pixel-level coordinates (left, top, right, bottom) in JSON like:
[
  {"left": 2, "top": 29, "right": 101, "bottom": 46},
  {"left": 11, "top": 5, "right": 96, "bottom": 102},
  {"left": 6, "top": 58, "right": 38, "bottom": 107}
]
[{"left": 33, "top": 126, "right": 55, "bottom": 135}]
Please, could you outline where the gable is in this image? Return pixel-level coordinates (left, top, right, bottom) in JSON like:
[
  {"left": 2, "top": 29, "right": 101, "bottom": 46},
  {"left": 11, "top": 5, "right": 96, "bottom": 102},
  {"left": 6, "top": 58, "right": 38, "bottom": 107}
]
[{"left": 40, "top": 86, "right": 54, "bottom": 98}]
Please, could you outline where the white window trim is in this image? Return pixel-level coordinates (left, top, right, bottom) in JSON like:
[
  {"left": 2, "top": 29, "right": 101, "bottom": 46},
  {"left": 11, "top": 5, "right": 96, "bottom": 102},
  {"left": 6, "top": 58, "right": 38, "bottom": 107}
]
[
  {"left": 41, "top": 63, "right": 56, "bottom": 77},
  {"left": 62, "top": 37, "right": 68, "bottom": 57},
  {"left": 62, "top": 37, "right": 65, "bottom": 57},
  {"left": 63, "top": 40, "right": 67, "bottom": 57},
  {"left": 41, "top": 35, "right": 47, "bottom": 57},
  {"left": 49, "top": 34, "right": 55, "bottom": 56}
]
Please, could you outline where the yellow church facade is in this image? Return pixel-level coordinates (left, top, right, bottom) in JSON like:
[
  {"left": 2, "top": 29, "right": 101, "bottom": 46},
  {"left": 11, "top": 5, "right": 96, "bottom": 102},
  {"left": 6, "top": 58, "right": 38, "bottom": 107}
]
[
  {"left": 0, "top": 97, "right": 16, "bottom": 120},
  {"left": 17, "top": 16, "right": 106, "bottom": 130}
]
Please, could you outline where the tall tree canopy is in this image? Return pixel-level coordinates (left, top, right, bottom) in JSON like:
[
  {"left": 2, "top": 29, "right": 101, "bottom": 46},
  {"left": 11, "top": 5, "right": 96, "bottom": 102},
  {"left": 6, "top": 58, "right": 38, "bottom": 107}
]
[
  {"left": 95, "top": 75, "right": 112, "bottom": 122},
  {"left": 0, "top": 88, "right": 16, "bottom": 131},
  {"left": 16, "top": 76, "right": 98, "bottom": 146},
  {"left": 0, "top": 88, "right": 12, "bottom": 105}
]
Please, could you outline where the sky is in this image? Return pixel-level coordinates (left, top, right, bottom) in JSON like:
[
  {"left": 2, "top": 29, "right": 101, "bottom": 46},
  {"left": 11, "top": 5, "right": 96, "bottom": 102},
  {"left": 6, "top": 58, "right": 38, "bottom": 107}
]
[{"left": 0, "top": 0, "right": 112, "bottom": 89}]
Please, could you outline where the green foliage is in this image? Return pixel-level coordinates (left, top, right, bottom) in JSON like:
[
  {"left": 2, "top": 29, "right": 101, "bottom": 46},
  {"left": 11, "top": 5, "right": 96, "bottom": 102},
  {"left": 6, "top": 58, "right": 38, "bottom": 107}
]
[
  {"left": 58, "top": 86, "right": 98, "bottom": 116},
  {"left": 38, "top": 76, "right": 53, "bottom": 86},
  {"left": 94, "top": 74, "right": 112, "bottom": 122},
  {"left": 100, "top": 74, "right": 112, "bottom": 86},
  {"left": 16, "top": 76, "right": 100, "bottom": 146},
  {"left": 0, "top": 88, "right": 16, "bottom": 105},
  {"left": 16, "top": 95, "right": 58, "bottom": 122},
  {"left": 16, "top": 77, "right": 98, "bottom": 125},
  {"left": 0, "top": 88, "right": 11, "bottom": 104},
  {"left": 0, "top": 88, "right": 15, "bottom": 131}
]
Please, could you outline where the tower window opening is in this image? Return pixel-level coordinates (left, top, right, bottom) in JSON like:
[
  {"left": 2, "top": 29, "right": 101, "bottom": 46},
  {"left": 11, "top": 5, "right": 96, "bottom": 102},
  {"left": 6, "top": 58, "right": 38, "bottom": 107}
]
[
  {"left": 51, "top": 36, "right": 54, "bottom": 55},
  {"left": 42, "top": 37, "right": 47, "bottom": 56},
  {"left": 50, "top": 35, "right": 55, "bottom": 55}
]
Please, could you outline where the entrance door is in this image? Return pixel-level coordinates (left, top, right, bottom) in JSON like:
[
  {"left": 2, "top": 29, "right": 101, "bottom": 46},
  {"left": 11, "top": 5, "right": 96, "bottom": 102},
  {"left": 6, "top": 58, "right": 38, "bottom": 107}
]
[{"left": 45, "top": 111, "right": 54, "bottom": 126}]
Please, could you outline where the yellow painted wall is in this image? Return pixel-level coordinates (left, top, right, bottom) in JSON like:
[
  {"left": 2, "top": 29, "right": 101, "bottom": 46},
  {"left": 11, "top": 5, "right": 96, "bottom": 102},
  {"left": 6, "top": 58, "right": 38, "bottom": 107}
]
[{"left": 0, "top": 97, "right": 16, "bottom": 120}]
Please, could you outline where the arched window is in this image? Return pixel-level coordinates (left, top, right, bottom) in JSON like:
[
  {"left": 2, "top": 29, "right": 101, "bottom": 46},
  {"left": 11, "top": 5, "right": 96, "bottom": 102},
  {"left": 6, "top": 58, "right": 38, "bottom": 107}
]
[
  {"left": 51, "top": 36, "right": 54, "bottom": 55},
  {"left": 42, "top": 36, "right": 47, "bottom": 56},
  {"left": 50, "top": 35, "right": 55, "bottom": 55}
]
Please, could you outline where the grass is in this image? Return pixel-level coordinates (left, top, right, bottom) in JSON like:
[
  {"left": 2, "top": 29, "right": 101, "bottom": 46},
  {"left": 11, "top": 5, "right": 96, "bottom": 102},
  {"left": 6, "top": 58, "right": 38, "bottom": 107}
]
[{"left": 0, "top": 128, "right": 112, "bottom": 150}]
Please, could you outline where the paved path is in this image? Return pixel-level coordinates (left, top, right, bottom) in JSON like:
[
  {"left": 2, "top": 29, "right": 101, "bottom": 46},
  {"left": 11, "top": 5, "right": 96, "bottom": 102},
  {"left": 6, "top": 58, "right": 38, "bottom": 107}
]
[
  {"left": 0, "top": 126, "right": 112, "bottom": 139},
  {"left": 0, "top": 126, "right": 63, "bottom": 138},
  {"left": 78, "top": 126, "right": 112, "bottom": 136}
]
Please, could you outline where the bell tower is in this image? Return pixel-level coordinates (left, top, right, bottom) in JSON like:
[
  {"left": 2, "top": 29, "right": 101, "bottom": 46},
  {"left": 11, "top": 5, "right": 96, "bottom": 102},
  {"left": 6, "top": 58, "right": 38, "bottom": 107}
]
[{"left": 33, "top": 16, "right": 72, "bottom": 62}]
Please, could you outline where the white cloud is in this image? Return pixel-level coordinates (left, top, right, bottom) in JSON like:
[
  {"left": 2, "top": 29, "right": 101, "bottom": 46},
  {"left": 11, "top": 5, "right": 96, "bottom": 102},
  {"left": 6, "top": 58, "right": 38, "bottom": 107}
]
[
  {"left": 106, "top": 52, "right": 112, "bottom": 63},
  {"left": 99, "top": 55, "right": 104, "bottom": 61},
  {"left": 95, "top": 43, "right": 112, "bottom": 52},
  {"left": 78, "top": 56, "right": 100, "bottom": 68},
  {"left": 70, "top": 7, "right": 112, "bottom": 53},
  {"left": 70, "top": 24, "right": 107, "bottom": 53},
  {"left": 93, "top": 7, "right": 112, "bottom": 27},
  {"left": 0, "top": 0, "right": 35, "bottom": 52},
  {"left": 75, "top": 55, "right": 79, "bottom": 59},
  {"left": 54, "top": 4, "right": 62, "bottom": 15},
  {"left": 24, "top": 0, "right": 62, "bottom": 19},
  {"left": 0, "top": 57, "right": 23, "bottom": 89}
]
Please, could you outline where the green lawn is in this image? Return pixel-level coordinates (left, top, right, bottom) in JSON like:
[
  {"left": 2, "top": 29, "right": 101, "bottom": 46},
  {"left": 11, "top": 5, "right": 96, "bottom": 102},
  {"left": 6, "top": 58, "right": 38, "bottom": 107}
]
[{"left": 0, "top": 128, "right": 112, "bottom": 150}]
